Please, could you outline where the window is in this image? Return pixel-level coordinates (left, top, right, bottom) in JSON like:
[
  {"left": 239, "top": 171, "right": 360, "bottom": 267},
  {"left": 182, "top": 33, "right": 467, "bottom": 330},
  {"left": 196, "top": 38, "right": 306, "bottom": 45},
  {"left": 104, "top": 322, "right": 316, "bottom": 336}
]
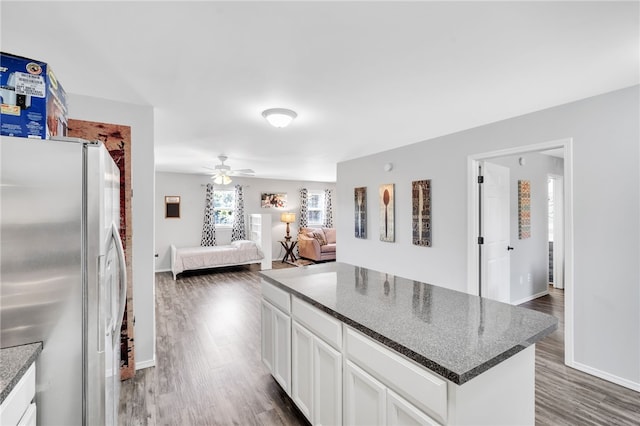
[
  {"left": 213, "top": 190, "right": 235, "bottom": 226},
  {"left": 307, "top": 191, "right": 325, "bottom": 226}
]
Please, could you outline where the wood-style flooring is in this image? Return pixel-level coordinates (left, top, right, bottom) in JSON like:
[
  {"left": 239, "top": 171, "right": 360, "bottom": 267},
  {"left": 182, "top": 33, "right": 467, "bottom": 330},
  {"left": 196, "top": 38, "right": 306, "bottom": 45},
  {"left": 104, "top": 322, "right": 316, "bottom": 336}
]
[
  {"left": 120, "top": 267, "right": 640, "bottom": 425},
  {"left": 521, "top": 286, "right": 640, "bottom": 425}
]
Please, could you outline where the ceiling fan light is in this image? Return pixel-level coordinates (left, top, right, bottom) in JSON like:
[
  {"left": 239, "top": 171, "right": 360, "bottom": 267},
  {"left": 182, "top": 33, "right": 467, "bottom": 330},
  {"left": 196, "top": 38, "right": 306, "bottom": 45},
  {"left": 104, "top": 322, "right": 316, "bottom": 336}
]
[
  {"left": 212, "top": 175, "right": 232, "bottom": 185},
  {"left": 262, "top": 108, "right": 297, "bottom": 128}
]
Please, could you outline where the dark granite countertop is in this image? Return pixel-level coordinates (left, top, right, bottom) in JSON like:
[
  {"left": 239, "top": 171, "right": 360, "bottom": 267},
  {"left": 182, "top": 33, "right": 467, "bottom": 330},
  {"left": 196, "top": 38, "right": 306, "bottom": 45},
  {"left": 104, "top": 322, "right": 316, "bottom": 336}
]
[
  {"left": 260, "top": 262, "right": 557, "bottom": 385},
  {"left": 0, "top": 342, "right": 43, "bottom": 403}
]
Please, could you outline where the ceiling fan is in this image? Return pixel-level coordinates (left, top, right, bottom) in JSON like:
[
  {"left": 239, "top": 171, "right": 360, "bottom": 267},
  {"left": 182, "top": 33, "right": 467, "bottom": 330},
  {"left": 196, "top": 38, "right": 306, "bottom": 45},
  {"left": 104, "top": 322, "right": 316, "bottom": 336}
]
[{"left": 205, "top": 155, "right": 255, "bottom": 185}]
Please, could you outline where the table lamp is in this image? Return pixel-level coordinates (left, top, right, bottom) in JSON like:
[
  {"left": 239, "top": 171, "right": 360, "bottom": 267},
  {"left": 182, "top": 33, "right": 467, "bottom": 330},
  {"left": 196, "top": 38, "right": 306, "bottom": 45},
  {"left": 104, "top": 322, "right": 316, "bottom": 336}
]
[{"left": 280, "top": 212, "right": 296, "bottom": 241}]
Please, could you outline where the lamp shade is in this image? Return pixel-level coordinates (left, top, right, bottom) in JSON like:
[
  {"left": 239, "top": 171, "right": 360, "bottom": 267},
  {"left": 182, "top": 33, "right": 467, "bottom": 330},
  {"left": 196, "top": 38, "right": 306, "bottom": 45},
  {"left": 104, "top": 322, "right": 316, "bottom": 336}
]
[
  {"left": 280, "top": 212, "right": 296, "bottom": 223},
  {"left": 262, "top": 108, "right": 297, "bottom": 128}
]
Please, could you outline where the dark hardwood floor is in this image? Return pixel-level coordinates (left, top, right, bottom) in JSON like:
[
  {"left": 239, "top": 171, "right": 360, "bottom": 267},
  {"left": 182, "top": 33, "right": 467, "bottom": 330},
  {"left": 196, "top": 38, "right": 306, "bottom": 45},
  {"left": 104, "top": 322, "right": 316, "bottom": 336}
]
[
  {"left": 120, "top": 269, "right": 639, "bottom": 425},
  {"left": 521, "top": 286, "right": 640, "bottom": 426}
]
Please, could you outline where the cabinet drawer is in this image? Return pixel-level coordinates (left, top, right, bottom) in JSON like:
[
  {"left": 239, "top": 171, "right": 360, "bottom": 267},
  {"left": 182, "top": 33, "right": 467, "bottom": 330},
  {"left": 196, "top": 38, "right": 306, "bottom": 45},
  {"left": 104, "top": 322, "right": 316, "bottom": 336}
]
[
  {"left": 0, "top": 363, "right": 36, "bottom": 426},
  {"left": 261, "top": 280, "right": 291, "bottom": 313},
  {"left": 346, "top": 327, "right": 447, "bottom": 424},
  {"left": 292, "top": 297, "right": 342, "bottom": 349}
]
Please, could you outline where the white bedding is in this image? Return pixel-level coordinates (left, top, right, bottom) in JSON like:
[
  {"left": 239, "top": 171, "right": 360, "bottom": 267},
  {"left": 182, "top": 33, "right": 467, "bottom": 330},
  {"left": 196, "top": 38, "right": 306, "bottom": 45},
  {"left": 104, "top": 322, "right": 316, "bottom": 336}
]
[{"left": 171, "top": 240, "right": 264, "bottom": 279}]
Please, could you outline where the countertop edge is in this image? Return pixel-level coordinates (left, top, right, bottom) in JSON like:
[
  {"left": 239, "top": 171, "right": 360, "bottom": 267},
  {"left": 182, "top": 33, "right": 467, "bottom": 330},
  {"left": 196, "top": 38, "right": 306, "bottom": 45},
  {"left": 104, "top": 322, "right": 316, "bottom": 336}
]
[
  {"left": 0, "top": 342, "right": 43, "bottom": 404},
  {"left": 259, "top": 272, "right": 557, "bottom": 385}
]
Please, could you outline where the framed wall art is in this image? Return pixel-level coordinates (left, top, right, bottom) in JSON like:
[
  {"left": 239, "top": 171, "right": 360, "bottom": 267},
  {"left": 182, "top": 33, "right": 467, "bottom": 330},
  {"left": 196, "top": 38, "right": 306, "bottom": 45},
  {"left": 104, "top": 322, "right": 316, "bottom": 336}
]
[
  {"left": 165, "top": 196, "right": 181, "bottom": 218},
  {"left": 261, "top": 193, "right": 287, "bottom": 209},
  {"left": 412, "top": 180, "right": 431, "bottom": 246},
  {"left": 354, "top": 187, "right": 367, "bottom": 239},
  {"left": 518, "top": 180, "right": 531, "bottom": 239},
  {"left": 379, "top": 184, "right": 395, "bottom": 242}
]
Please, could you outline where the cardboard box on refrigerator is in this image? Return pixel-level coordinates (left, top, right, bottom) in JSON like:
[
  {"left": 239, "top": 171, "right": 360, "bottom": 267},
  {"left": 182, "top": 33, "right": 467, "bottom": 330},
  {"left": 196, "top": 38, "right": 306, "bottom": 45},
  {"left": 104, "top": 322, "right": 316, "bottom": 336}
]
[{"left": 0, "top": 52, "right": 68, "bottom": 139}]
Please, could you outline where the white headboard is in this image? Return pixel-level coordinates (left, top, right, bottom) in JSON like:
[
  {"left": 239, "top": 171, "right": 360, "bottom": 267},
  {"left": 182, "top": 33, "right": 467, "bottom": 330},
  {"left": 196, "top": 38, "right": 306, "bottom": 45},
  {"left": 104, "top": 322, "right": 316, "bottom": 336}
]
[{"left": 249, "top": 214, "right": 272, "bottom": 270}]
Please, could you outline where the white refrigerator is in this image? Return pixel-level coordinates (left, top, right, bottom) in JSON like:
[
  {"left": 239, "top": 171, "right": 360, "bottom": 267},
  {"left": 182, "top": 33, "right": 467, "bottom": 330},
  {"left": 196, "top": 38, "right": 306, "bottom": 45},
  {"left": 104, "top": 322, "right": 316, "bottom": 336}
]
[{"left": 0, "top": 135, "right": 127, "bottom": 425}]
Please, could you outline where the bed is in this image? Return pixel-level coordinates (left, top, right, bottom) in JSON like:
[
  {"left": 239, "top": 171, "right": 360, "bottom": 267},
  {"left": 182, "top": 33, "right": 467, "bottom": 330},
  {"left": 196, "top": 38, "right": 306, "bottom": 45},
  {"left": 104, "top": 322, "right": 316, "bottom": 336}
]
[
  {"left": 171, "top": 240, "right": 264, "bottom": 280},
  {"left": 170, "top": 214, "right": 272, "bottom": 280}
]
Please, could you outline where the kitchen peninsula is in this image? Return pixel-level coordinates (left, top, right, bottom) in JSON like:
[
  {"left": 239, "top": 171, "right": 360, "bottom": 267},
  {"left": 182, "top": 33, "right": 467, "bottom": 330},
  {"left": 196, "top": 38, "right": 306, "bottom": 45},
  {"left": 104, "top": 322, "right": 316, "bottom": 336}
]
[{"left": 259, "top": 262, "right": 557, "bottom": 425}]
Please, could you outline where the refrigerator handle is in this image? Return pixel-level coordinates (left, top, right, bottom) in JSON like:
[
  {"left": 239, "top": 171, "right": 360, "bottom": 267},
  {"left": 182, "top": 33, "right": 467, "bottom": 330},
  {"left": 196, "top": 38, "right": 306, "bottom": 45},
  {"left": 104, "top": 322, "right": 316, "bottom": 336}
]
[
  {"left": 97, "top": 254, "right": 105, "bottom": 353},
  {"left": 111, "top": 222, "right": 128, "bottom": 348}
]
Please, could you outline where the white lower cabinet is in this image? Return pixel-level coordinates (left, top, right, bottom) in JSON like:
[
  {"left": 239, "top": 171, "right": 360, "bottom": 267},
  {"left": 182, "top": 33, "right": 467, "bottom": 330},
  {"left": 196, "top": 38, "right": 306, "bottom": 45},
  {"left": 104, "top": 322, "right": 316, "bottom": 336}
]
[
  {"left": 292, "top": 320, "right": 342, "bottom": 425},
  {"left": 345, "top": 360, "right": 440, "bottom": 426},
  {"left": 292, "top": 321, "right": 314, "bottom": 420},
  {"left": 387, "top": 389, "right": 439, "bottom": 426},
  {"left": 345, "top": 360, "right": 386, "bottom": 426},
  {"left": 313, "top": 337, "right": 342, "bottom": 426},
  {"left": 261, "top": 299, "right": 291, "bottom": 395},
  {"left": 0, "top": 363, "right": 37, "bottom": 426}
]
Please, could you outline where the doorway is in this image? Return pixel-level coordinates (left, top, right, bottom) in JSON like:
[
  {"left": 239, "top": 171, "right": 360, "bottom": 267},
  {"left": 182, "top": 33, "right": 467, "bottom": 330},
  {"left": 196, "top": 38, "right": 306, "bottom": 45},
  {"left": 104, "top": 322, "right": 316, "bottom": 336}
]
[
  {"left": 467, "top": 138, "right": 574, "bottom": 365},
  {"left": 548, "top": 174, "right": 564, "bottom": 289}
]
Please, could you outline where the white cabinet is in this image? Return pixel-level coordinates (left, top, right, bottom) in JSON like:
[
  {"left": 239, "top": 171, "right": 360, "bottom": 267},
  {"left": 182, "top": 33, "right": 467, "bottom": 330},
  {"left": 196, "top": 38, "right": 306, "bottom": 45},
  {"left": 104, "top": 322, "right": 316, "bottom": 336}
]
[
  {"left": 273, "top": 306, "right": 292, "bottom": 394},
  {"left": 292, "top": 320, "right": 342, "bottom": 425},
  {"left": 261, "top": 298, "right": 291, "bottom": 395},
  {"left": 292, "top": 321, "right": 314, "bottom": 420},
  {"left": 0, "top": 363, "right": 36, "bottom": 426},
  {"left": 346, "top": 327, "right": 447, "bottom": 424},
  {"left": 261, "top": 300, "right": 275, "bottom": 373},
  {"left": 387, "top": 389, "right": 439, "bottom": 426},
  {"left": 345, "top": 360, "right": 439, "bottom": 426},
  {"left": 290, "top": 297, "right": 343, "bottom": 425},
  {"left": 345, "top": 360, "right": 386, "bottom": 426},
  {"left": 313, "top": 337, "right": 341, "bottom": 426}
]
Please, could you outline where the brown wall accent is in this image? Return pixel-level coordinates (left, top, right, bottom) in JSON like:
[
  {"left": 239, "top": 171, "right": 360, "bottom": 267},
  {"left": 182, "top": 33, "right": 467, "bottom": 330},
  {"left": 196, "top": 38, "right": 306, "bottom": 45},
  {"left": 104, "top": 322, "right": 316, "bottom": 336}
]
[{"left": 68, "top": 119, "right": 135, "bottom": 380}]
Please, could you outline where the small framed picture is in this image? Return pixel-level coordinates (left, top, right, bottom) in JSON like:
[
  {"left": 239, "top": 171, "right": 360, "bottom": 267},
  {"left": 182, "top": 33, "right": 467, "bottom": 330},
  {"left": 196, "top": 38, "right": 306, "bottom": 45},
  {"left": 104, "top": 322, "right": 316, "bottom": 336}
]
[
  {"left": 261, "top": 193, "right": 287, "bottom": 208},
  {"left": 165, "top": 196, "right": 180, "bottom": 218}
]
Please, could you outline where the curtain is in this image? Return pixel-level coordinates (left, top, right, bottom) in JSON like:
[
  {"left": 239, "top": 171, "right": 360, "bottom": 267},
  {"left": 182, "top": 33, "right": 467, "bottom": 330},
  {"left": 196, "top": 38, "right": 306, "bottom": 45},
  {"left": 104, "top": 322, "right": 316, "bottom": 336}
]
[
  {"left": 231, "top": 184, "right": 246, "bottom": 241},
  {"left": 299, "top": 188, "right": 308, "bottom": 228},
  {"left": 201, "top": 183, "right": 217, "bottom": 246},
  {"left": 324, "top": 188, "right": 333, "bottom": 228}
]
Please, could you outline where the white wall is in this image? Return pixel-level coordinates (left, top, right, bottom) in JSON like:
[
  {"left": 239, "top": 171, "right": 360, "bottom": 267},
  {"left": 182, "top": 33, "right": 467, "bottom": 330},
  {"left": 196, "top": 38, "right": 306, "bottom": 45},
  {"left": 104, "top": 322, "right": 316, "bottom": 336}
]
[
  {"left": 336, "top": 86, "right": 639, "bottom": 390},
  {"left": 489, "top": 153, "right": 564, "bottom": 304},
  {"left": 155, "top": 172, "right": 336, "bottom": 271},
  {"left": 68, "top": 93, "right": 156, "bottom": 370}
]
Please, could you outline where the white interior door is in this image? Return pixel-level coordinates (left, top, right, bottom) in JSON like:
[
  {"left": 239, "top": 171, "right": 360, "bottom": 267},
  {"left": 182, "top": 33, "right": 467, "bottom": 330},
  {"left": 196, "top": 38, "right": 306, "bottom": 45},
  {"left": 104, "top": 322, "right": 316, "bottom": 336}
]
[
  {"left": 482, "top": 162, "right": 511, "bottom": 303},
  {"left": 551, "top": 175, "right": 564, "bottom": 289}
]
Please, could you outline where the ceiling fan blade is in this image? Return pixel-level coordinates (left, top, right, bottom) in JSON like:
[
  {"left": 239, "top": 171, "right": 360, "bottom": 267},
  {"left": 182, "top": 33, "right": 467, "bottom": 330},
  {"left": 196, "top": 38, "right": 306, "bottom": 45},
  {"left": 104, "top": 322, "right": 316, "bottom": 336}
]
[{"left": 232, "top": 168, "right": 255, "bottom": 174}]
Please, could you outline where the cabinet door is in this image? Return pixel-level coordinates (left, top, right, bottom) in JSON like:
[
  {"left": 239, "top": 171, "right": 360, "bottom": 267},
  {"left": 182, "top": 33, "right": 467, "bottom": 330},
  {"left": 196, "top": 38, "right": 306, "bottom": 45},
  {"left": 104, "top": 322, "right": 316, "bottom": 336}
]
[
  {"left": 273, "top": 306, "right": 292, "bottom": 395},
  {"left": 345, "top": 361, "right": 386, "bottom": 426},
  {"left": 314, "top": 337, "right": 342, "bottom": 426},
  {"left": 261, "top": 300, "right": 274, "bottom": 373},
  {"left": 292, "top": 321, "right": 313, "bottom": 421},
  {"left": 387, "top": 389, "right": 439, "bottom": 426}
]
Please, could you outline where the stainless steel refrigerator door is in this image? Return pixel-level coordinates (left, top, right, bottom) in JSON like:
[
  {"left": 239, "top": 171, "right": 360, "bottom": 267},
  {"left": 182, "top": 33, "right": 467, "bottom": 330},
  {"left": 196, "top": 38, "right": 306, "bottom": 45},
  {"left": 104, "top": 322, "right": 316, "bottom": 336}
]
[
  {"left": 105, "top": 223, "right": 126, "bottom": 426},
  {"left": 86, "top": 143, "right": 122, "bottom": 426},
  {"left": 1, "top": 136, "right": 84, "bottom": 425}
]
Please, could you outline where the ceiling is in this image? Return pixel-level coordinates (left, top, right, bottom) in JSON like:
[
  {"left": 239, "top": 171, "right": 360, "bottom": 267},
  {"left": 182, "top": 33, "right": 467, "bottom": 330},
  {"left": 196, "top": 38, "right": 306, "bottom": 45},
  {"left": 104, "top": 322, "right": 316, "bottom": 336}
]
[{"left": 2, "top": 1, "right": 638, "bottom": 182}]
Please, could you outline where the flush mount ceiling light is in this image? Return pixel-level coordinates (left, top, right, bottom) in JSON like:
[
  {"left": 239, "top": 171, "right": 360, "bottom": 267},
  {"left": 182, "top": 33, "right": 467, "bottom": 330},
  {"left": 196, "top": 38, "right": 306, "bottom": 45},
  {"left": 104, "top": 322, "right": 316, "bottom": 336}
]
[{"left": 262, "top": 108, "right": 297, "bottom": 128}]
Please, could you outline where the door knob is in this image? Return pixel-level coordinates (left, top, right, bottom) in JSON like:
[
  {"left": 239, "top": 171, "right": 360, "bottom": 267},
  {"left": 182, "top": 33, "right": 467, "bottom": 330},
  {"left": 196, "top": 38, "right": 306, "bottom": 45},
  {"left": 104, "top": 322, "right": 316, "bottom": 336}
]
[{"left": 507, "top": 246, "right": 514, "bottom": 251}]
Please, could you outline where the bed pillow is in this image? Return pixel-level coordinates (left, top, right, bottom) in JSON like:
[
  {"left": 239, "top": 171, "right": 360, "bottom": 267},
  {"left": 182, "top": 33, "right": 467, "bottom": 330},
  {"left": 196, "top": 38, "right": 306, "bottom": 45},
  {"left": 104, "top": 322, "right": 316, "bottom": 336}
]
[{"left": 231, "top": 240, "right": 257, "bottom": 250}]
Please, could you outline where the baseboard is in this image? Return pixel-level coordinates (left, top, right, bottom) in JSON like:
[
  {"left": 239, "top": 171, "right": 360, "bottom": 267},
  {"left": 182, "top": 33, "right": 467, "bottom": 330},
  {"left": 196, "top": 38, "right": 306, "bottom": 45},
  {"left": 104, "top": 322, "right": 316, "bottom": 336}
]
[
  {"left": 569, "top": 360, "right": 640, "bottom": 392},
  {"left": 155, "top": 268, "right": 171, "bottom": 273},
  {"left": 512, "top": 289, "right": 549, "bottom": 306},
  {"left": 135, "top": 358, "right": 156, "bottom": 370}
]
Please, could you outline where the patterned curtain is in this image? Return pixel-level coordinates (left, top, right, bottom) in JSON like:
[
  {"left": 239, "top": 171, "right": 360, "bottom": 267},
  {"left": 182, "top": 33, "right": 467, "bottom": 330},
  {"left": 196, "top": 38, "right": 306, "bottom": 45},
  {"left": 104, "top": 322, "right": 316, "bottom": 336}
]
[
  {"left": 324, "top": 188, "right": 333, "bottom": 228},
  {"left": 201, "top": 183, "right": 217, "bottom": 246},
  {"left": 299, "top": 188, "right": 308, "bottom": 228},
  {"left": 231, "top": 184, "right": 246, "bottom": 241}
]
